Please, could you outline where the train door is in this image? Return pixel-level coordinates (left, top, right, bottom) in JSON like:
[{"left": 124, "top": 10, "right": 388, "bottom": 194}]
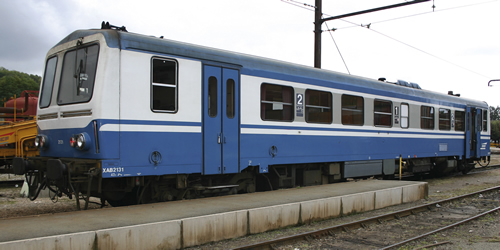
[
  {"left": 203, "top": 65, "right": 240, "bottom": 175},
  {"left": 465, "top": 107, "right": 481, "bottom": 158}
]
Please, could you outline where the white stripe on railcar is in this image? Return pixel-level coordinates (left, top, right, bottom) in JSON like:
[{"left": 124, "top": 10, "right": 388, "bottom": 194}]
[
  {"left": 100, "top": 124, "right": 201, "bottom": 133},
  {"left": 241, "top": 127, "right": 463, "bottom": 139}
]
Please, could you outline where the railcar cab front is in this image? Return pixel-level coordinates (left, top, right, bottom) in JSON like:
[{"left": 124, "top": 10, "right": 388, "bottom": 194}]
[{"left": 13, "top": 26, "right": 121, "bottom": 206}]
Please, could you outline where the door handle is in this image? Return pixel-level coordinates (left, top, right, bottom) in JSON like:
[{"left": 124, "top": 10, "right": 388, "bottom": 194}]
[{"left": 217, "top": 134, "right": 221, "bottom": 144}]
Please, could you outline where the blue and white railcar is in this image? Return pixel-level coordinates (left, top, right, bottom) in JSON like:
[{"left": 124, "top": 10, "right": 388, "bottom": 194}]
[{"left": 13, "top": 23, "right": 490, "bottom": 207}]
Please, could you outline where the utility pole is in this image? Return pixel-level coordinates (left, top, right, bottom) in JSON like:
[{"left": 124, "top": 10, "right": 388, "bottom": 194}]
[
  {"left": 314, "top": 0, "right": 430, "bottom": 69},
  {"left": 314, "top": 0, "right": 322, "bottom": 68}
]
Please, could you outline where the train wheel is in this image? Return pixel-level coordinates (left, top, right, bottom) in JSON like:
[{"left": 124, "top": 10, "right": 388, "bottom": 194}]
[
  {"left": 102, "top": 179, "right": 139, "bottom": 207},
  {"left": 106, "top": 188, "right": 138, "bottom": 207}
]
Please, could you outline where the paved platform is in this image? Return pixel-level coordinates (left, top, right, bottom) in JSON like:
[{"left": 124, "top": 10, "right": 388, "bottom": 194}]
[{"left": 0, "top": 180, "right": 427, "bottom": 249}]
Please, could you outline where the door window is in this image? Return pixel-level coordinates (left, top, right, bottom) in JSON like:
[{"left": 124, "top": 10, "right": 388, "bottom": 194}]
[
  {"left": 226, "top": 79, "right": 235, "bottom": 119},
  {"left": 208, "top": 77, "right": 218, "bottom": 118}
]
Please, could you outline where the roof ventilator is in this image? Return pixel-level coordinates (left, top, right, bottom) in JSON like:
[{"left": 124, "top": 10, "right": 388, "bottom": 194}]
[
  {"left": 396, "top": 80, "right": 421, "bottom": 89},
  {"left": 378, "top": 78, "right": 422, "bottom": 90},
  {"left": 101, "top": 21, "right": 128, "bottom": 32}
]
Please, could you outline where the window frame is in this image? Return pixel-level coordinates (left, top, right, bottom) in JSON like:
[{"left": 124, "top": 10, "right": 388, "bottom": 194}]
[
  {"left": 305, "top": 89, "right": 332, "bottom": 124},
  {"left": 420, "top": 105, "right": 435, "bottom": 130},
  {"left": 455, "top": 110, "right": 465, "bottom": 132},
  {"left": 57, "top": 43, "right": 100, "bottom": 105},
  {"left": 39, "top": 56, "right": 58, "bottom": 108},
  {"left": 150, "top": 57, "right": 178, "bottom": 113},
  {"left": 341, "top": 94, "right": 364, "bottom": 126},
  {"left": 482, "top": 109, "right": 488, "bottom": 132},
  {"left": 226, "top": 79, "right": 236, "bottom": 119},
  {"left": 400, "top": 103, "right": 409, "bottom": 129},
  {"left": 439, "top": 108, "right": 451, "bottom": 131},
  {"left": 260, "top": 83, "right": 294, "bottom": 122},
  {"left": 373, "top": 99, "right": 392, "bottom": 127}
]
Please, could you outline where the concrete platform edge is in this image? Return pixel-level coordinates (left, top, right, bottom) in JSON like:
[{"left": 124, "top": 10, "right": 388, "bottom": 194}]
[
  {"left": 0, "top": 182, "right": 427, "bottom": 250},
  {"left": 0, "top": 231, "right": 95, "bottom": 250}
]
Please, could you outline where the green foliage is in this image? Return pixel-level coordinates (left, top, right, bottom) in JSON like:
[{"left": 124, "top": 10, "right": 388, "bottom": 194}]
[
  {"left": 490, "top": 106, "right": 500, "bottom": 142},
  {"left": 491, "top": 120, "right": 500, "bottom": 142},
  {"left": 0, "top": 67, "right": 41, "bottom": 106},
  {"left": 490, "top": 106, "right": 500, "bottom": 121}
]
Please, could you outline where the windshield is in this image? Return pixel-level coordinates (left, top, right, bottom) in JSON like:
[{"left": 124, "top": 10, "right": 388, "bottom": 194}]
[
  {"left": 39, "top": 56, "right": 57, "bottom": 108},
  {"left": 57, "top": 44, "right": 99, "bottom": 105}
]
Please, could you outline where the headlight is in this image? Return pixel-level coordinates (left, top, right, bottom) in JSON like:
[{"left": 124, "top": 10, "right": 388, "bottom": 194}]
[
  {"left": 77, "top": 134, "right": 85, "bottom": 148},
  {"left": 34, "top": 136, "right": 40, "bottom": 148},
  {"left": 73, "top": 133, "right": 91, "bottom": 151},
  {"left": 35, "top": 135, "right": 49, "bottom": 149}
]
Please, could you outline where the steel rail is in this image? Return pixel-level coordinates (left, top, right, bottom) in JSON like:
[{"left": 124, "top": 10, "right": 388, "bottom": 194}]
[
  {"left": 233, "top": 185, "right": 500, "bottom": 250},
  {"left": 380, "top": 206, "right": 500, "bottom": 250}
]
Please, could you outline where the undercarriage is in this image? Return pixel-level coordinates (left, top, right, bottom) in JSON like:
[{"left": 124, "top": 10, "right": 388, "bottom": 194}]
[{"left": 11, "top": 155, "right": 488, "bottom": 209}]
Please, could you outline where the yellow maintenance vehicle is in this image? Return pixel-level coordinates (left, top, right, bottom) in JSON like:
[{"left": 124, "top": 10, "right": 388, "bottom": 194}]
[{"left": 0, "top": 91, "right": 39, "bottom": 173}]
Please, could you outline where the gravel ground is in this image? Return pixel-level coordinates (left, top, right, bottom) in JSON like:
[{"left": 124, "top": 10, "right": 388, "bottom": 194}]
[
  {"left": 189, "top": 153, "right": 500, "bottom": 249},
  {"left": 0, "top": 152, "right": 499, "bottom": 249},
  {"left": 0, "top": 174, "right": 104, "bottom": 219}
]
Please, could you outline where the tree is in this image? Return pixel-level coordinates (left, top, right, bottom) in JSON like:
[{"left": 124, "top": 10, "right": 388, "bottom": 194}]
[
  {"left": 491, "top": 120, "right": 500, "bottom": 143},
  {"left": 0, "top": 67, "right": 40, "bottom": 106},
  {"left": 489, "top": 106, "right": 500, "bottom": 143},
  {"left": 490, "top": 106, "right": 500, "bottom": 121}
]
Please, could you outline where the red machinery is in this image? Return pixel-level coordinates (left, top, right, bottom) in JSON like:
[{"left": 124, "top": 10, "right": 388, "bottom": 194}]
[{"left": 1, "top": 90, "right": 39, "bottom": 121}]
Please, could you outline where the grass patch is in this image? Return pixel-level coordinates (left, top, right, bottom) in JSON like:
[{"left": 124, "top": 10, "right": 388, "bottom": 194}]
[{"left": 0, "top": 200, "right": 17, "bottom": 205}]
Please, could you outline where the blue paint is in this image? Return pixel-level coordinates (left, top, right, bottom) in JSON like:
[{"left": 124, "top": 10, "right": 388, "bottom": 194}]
[{"left": 41, "top": 29, "right": 490, "bottom": 181}]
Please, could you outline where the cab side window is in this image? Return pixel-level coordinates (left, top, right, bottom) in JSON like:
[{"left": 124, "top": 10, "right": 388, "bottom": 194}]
[{"left": 151, "top": 58, "right": 177, "bottom": 112}]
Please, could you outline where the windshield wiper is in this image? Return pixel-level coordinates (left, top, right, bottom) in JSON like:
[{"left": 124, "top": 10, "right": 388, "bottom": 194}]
[{"left": 74, "top": 48, "right": 89, "bottom": 96}]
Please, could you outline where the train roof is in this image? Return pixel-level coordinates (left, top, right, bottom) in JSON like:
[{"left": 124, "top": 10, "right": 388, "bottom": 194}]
[{"left": 54, "top": 28, "right": 488, "bottom": 109}]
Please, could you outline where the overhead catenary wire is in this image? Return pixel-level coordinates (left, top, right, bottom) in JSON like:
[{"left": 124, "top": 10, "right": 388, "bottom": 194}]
[
  {"left": 324, "top": 21, "right": 351, "bottom": 75},
  {"left": 281, "top": 0, "right": 494, "bottom": 79},
  {"left": 362, "top": 27, "right": 493, "bottom": 79},
  {"left": 332, "top": 0, "right": 499, "bottom": 30},
  {"left": 335, "top": 15, "right": 493, "bottom": 79},
  {"left": 281, "top": 0, "right": 315, "bottom": 11}
]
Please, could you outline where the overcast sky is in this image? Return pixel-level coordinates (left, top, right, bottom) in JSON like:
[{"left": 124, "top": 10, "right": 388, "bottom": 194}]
[{"left": 1, "top": 0, "right": 499, "bottom": 107}]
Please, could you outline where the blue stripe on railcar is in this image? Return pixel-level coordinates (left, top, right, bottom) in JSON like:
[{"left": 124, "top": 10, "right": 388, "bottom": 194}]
[
  {"left": 39, "top": 119, "right": 204, "bottom": 178},
  {"left": 239, "top": 131, "right": 466, "bottom": 173},
  {"left": 38, "top": 120, "right": 119, "bottom": 159}
]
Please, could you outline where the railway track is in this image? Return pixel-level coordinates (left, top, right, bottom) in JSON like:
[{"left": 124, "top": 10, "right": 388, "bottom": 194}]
[{"left": 233, "top": 185, "right": 500, "bottom": 250}]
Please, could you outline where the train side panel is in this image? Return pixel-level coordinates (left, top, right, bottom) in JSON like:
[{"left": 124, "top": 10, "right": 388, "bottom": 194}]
[
  {"left": 239, "top": 73, "right": 471, "bottom": 175},
  {"left": 112, "top": 50, "right": 203, "bottom": 177}
]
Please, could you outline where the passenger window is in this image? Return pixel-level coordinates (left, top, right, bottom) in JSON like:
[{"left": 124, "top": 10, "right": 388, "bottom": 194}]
[
  {"left": 401, "top": 103, "right": 409, "bottom": 129},
  {"left": 374, "top": 99, "right": 392, "bottom": 127},
  {"left": 151, "top": 58, "right": 177, "bottom": 112},
  {"left": 482, "top": 110, "right": 488, "bottom": 132},
  {"left": 455, "top": 111, "right": 465, "bottom": 131},
  {"left": 341, "top": 94, "right": 364, "bottom": 125},
  {"left": 305, "top": 89, "right": 332, "bottom": 124},
  {"left": 439, "top": 108, "right": 451, "bottom": 130},
  {"left": 261, "top": 83, "right": 294, "bottom": 122},
  {"left": 40, "top": 56, "right": 57, "bottom": 108},
  {"left": 421, "top": 106, "right": 435, "bottom": 129}
]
